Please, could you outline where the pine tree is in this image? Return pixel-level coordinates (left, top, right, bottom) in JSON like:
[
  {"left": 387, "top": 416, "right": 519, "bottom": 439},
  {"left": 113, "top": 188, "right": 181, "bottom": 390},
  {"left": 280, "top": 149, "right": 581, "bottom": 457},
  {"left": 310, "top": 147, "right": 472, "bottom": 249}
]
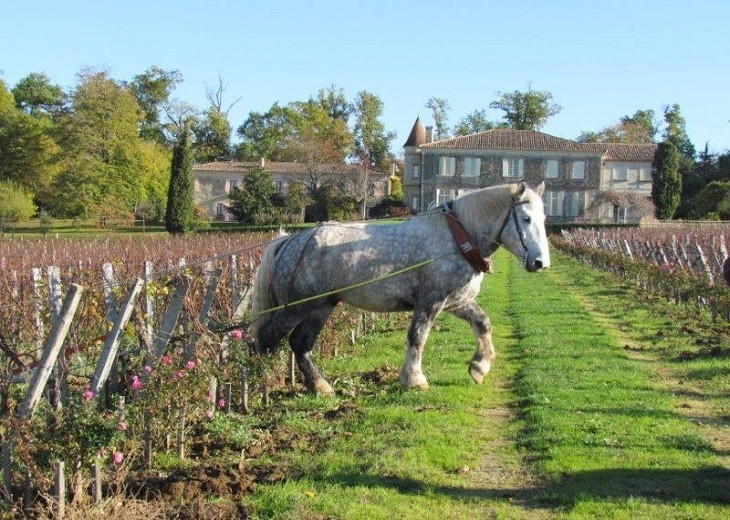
[
  {"left": 651, "top": 141, "right": 682, "bottom": 220},
  {"left": 165, "top": 130, "right": 195, "bottom": 233}
]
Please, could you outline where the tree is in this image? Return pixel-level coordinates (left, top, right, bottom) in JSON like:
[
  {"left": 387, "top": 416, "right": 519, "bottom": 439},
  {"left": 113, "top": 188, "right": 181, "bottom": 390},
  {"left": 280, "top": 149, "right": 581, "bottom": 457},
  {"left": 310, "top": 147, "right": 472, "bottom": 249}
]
[
  {"left": 128, "top": 66, "right": 182, "bottom": 142},
  {"left": 284, "top": 182, "right": 312, "bottom": 222},
  {"left": 620, "top": 109, "right": 657, "bottom": 142},
  {"left": 0, "top": 79, "right": 61, "bottom": 195},
  {"left": 691, "top": 181, "right": 730, "bottom": 219},
  {"left": 0, "top": 180, "right": 37, "bottom": 232},
  {"left": 11, "top": 72, "right": 65, "bottom": 118},
  {"left": 425, "top": 97, "right": 450, "bottom": 140},
  {"left": 490, "top": 87, "right": 561, "bottom": 130},
  {"left": 165, "top": 129, "right": 195, "bottom": 233},
  {"left": 578, "top": 109, "right": 658, "bottom": 144},
  {"left": 316, "top": 84, "right": 352, "bottom": 121},
  {"left": 227, "top": 167, "right": 279, "bottom": 225},
  {"left": 234, "top": 103, "right": 299, "bottom": 161},
  {"left": 453, "top": 109, "right": 505, "bottom": 136},
  {"left": 353, "top": 90, "right": 394, "bottom": 170},
  {"left": 663, "top": 104, "right": 695, "bottom": 175},
  {"left": 50, "top": 70, "right": 168, "bottom": 218},
  {"left": 290, "top": 97, "right": 354, "bottom": 164},
  {"left": 192, "top": 107, "right": 231, "bottom": 162},
  {"left": 651, "top": 141, "right": 681, "bottom": 220}
]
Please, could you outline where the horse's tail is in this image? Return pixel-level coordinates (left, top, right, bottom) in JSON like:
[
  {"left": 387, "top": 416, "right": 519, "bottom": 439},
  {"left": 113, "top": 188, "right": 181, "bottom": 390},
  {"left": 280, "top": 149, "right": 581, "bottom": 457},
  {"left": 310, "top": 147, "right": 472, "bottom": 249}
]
[{"left": 248, "top": 231, "right": 289, "bottom": 345}]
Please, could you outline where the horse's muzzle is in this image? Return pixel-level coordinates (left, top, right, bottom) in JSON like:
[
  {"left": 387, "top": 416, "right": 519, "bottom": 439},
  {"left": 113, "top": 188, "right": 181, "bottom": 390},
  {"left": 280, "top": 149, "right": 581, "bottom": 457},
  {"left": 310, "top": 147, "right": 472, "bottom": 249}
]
[{"left": 528, "top": 257, "right": 549, "bottom": 272}]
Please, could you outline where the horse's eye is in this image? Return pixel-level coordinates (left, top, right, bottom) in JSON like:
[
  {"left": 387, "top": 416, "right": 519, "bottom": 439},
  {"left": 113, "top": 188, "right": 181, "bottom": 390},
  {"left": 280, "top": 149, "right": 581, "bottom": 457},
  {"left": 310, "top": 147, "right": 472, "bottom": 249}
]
[{"left": 523, "top": 216, "right": 532, "bottom": 223}]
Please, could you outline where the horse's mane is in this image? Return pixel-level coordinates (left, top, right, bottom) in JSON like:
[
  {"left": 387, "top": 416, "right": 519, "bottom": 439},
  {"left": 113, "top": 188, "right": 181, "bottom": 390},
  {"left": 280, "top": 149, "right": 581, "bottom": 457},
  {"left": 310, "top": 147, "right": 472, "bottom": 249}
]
[{"left": 452, "top": 183, "right": 522, "bottom": 226}]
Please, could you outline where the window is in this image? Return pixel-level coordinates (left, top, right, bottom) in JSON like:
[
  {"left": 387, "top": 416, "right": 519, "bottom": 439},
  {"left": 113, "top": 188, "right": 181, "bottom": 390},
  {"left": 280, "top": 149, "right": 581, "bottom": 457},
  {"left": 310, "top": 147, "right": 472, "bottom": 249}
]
[
  {"left": 543, "top": 190, "right": 563, "bottom": 217},
  {"left": 215, "top": 203, "right": 225, "bottom": 217},
  {"left": 611, "top": 165, "right": 627, "bottom": 181},
  {"left": 565, "top": 191, "right": 586, "bottom": 217},
  {"left": 435, "top": 188, "right": 456, "bottom": 206},
  {"left": 275, "top": 180, "right": 285, "bottom": 193},
  {"left": 463, "top": 157, "right": 481, "bottom": 177},
  {"left": 411, "top": 196, "right": 419, "bottom": 211},
  {"left": 502, "top": 158, "right": 524, "bottom": 178},
  {"left": 639, "top": 167, "right": 652, "bottom": 181},
  {"left": 228, "top": 179, "right": 239, "bottom": 192},
  {"left": 439, "top": 156, "right": 456, "bottom": 176},
  {"left": 545, "top": 159, "right": 559, "bottom": 179},
  {"left": 571, "top": 161, "right": 585, "bottom": 179},
  {"left": 412, "top": 165, "right": 420, "bottom": 179}
]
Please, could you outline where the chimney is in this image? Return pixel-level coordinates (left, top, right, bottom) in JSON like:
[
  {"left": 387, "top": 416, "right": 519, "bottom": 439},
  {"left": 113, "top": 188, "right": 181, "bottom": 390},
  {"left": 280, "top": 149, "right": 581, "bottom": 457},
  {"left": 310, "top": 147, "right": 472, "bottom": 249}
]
[
  {"left": 259, "top": 157, "right": 266, "bottom": 168},
  {"left": 425, "top": 126, "right": 433, "bottom": 143}
]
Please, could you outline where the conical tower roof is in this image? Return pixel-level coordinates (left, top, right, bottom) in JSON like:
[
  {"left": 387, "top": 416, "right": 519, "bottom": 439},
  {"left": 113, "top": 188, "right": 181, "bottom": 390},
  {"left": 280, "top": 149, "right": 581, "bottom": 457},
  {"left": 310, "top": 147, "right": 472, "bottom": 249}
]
[{"left": 403, "top": 117, "right": 426, "bottom": 147}]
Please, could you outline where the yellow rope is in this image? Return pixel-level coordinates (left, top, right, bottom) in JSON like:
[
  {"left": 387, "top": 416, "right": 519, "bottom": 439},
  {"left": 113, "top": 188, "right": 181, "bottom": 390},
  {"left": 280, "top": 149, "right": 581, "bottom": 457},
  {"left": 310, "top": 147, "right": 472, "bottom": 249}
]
[{"left": 252, "top": 257, "right": 437, "bottom": 317}]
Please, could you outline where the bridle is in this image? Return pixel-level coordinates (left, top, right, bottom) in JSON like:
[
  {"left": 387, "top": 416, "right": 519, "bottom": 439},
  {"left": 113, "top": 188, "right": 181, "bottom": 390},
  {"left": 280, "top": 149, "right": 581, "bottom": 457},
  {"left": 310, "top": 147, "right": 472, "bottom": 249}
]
[
  {"left": 443, "top": 198, "right": 531, "bottom": 271},
  {"left": 495, "top": 199, "right": 530, "bottom": 255}
]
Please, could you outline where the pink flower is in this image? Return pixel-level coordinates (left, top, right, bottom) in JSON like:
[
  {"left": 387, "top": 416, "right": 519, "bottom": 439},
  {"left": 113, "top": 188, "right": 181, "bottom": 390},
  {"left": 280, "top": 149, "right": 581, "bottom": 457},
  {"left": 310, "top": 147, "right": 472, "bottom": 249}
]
[
  {"left": 131, "top": 375, "right": 143, "bottom": 390},
  {"left": 175, "top": 370, "right": 185, "bottom": 380},
  {"left": 326, "top": 320, "right": 333, "bottom": 328},
  {"left": 186, "top": 360, "right": 196, "bottom": 370},
  {"left": 118, "top": 421, "right": 127, "bottom": 431},
  {"left": 337, "top": 301, "right": 345, "bottom": 307},
  {"left": 83, "top": 389, "right": 95, "bottom": 400},
  {"left": 230, "top": 330, "right": 243, "bottom": 340},
  {"left": 144, "top": 365, "right": 153, "bottom": 373},
  {"left": 218, "top": 398, "right": 226, "bottom": 409},
  {"left": 162, "top": 355, "right": 172, "bottom": 365},
  {"left": 112, "top": 451, "right": 124, "bottom": 465},
  {"left": 206, "top": 410, "right": 214, "bottom": 420}
]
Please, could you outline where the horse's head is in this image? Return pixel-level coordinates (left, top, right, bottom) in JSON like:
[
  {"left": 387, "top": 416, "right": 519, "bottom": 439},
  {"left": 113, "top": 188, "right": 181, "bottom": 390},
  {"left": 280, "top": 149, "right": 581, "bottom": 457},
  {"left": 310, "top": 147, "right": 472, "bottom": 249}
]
[{"left": 499, "top": 182, "right": 550, "bottom": 273}]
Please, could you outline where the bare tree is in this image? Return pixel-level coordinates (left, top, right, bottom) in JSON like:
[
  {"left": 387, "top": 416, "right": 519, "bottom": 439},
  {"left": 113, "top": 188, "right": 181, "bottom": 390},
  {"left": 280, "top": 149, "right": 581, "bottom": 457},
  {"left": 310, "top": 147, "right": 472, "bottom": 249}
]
[{"left": 205, "top": 75, "right": 242, "bottom": 116}]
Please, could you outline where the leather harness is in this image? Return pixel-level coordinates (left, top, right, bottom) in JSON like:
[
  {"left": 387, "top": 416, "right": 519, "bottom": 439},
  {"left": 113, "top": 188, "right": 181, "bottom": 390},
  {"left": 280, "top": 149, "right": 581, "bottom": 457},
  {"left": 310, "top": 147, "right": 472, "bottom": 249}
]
[{"left": 442, "top": 199, "right": 529, "bottom": 273}]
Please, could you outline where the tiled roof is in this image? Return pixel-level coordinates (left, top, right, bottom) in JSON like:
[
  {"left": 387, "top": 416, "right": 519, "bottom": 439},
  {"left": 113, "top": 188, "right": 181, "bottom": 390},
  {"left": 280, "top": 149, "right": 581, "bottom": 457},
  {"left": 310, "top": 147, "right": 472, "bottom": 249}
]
[
  {"left": 421, "top": 129, "right": 588, "bottom": 152},
  {"left": 403, "top": 117, "right": 426, "bottom": 147},
  {"left": 581, "top": 142, "right": 657, "bottom": 162},
  {"left": 194, "top": 161, "right": 387, "bottom": 176},
  {"left": 418, "top": 129, "right": 658, "bottom": 162}
]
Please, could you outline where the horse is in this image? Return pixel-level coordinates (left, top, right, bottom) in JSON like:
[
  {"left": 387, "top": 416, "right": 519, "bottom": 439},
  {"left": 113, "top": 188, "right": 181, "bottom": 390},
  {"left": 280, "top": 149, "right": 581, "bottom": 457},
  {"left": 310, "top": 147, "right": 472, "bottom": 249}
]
[{"left": 249, "top": 181, "right": 550, "bottom": 394}]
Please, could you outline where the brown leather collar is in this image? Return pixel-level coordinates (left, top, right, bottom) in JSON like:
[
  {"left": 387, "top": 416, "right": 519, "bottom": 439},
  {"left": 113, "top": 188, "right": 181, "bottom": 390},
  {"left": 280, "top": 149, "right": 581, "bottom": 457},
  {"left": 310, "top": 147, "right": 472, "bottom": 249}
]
[{"left": 443, "top": 202, "right": 492, "bottom": 273}]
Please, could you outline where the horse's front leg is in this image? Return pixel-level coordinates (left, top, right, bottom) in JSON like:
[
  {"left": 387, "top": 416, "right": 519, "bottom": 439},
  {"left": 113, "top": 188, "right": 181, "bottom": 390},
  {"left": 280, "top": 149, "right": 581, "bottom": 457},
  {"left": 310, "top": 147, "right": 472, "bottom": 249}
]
[
  {"left": 400, "top": 305, "right": 441, "bottom": 390},
  {"left": 449, "top": 300, "right": 495, "bottom": 384}
]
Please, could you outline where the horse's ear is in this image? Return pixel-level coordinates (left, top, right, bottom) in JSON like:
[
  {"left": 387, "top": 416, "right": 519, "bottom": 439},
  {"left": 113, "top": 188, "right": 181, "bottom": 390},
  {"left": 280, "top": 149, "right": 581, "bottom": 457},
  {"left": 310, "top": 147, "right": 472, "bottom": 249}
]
[
  {"left": 514, "top": 181, "right": 527, "bottom": 202},
  {"left": 535, "top": 181, "right": 545, "bottom": 198}
]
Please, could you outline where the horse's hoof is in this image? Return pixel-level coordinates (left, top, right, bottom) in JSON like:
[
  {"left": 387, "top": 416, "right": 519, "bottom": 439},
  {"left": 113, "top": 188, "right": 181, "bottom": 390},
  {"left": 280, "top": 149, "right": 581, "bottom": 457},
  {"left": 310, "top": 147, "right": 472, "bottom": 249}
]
[
  {"left": 400, "top": 373, "right": 429, "bottom": 390},
  {"left": 468, "top": 361, "right": 491, "bottom": 384},
  {"left": 313, "top": 379, "right": 334, "bottom": 396}
]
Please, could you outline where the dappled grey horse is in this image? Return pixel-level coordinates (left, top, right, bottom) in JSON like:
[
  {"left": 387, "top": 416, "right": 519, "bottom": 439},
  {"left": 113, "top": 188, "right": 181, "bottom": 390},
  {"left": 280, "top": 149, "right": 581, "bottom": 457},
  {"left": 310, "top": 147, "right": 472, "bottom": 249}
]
[{"left": 249, "top": 182, "right": 550, "bottom": 394}]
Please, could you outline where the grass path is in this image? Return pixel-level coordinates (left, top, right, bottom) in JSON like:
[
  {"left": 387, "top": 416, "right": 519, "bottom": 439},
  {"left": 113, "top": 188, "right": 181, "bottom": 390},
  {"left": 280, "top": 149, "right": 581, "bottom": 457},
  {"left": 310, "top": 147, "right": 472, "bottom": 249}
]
[{"left": 243, "top": 249, "right": 730, "bottom": 519}]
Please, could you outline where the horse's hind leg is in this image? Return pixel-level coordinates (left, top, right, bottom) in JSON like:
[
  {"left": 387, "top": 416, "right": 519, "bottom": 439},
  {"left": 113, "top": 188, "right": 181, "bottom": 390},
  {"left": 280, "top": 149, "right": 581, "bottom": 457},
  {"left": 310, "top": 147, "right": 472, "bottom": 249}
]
[
  {"left": 449, "top": 300, "right": 495, "bottom": 384},
  {"left": 289, "top": 305, "right": 335, "bottom": 396}
]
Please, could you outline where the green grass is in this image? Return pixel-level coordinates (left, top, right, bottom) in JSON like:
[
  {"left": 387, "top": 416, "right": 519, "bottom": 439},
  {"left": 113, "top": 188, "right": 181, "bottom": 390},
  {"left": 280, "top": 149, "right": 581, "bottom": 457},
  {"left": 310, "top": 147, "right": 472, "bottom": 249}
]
[
  {"left": 510, "top": 251, "right": 729, "bottom": 517},
  {"left": 237, "top": 249, "right": 729, "bottom": 519}
]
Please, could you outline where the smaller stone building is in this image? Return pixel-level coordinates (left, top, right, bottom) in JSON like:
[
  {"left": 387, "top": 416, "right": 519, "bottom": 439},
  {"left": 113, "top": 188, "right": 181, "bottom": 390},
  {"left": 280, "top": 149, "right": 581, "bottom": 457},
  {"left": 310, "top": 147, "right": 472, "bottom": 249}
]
[
  {"left": 194, "top": 159, "right": 390, "bottom": 221},
  {"left": 403, "top": 118, "right": 657, "bottom": 222}
]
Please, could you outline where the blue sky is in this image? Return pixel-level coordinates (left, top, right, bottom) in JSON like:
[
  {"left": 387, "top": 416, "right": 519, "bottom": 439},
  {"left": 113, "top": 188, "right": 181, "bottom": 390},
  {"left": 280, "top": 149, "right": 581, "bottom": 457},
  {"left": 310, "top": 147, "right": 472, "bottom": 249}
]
[{"left": 3, "top": 0, "right": 729, "bottom": 155}]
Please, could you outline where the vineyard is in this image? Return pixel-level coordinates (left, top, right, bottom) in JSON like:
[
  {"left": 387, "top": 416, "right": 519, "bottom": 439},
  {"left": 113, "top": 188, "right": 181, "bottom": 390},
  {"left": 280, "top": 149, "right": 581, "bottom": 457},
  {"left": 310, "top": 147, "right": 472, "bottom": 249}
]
[
  {"left": 554, "top": 226, "right": 730, "bottom": 322},
  {"left": 0, "top": 231, "right": 389, "bottom": 517}
]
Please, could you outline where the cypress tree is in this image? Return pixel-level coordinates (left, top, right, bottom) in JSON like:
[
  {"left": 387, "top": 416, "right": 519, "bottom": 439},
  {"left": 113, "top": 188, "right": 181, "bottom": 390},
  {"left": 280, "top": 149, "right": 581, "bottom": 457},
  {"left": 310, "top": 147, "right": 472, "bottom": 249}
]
[
  {"left": 651, "top": 141, "right": 682, "bottom": 220},
  {"left": 165, "top": 130, "right": 195, "bottom": 233}
]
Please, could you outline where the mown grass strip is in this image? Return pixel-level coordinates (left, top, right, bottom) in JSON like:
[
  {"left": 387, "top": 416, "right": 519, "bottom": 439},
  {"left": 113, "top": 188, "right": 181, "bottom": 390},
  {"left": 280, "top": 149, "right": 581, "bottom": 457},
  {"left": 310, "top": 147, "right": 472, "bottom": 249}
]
[{"left": 508, "top": 250, "right": 730, "bottom": 517}]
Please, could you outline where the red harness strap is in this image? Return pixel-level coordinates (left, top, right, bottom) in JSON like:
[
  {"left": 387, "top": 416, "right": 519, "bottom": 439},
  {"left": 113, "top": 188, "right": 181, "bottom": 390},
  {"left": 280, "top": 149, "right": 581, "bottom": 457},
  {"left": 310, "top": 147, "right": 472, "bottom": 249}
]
[{"left": 443, "top": 206, "right": 492, "bottom": 274}]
